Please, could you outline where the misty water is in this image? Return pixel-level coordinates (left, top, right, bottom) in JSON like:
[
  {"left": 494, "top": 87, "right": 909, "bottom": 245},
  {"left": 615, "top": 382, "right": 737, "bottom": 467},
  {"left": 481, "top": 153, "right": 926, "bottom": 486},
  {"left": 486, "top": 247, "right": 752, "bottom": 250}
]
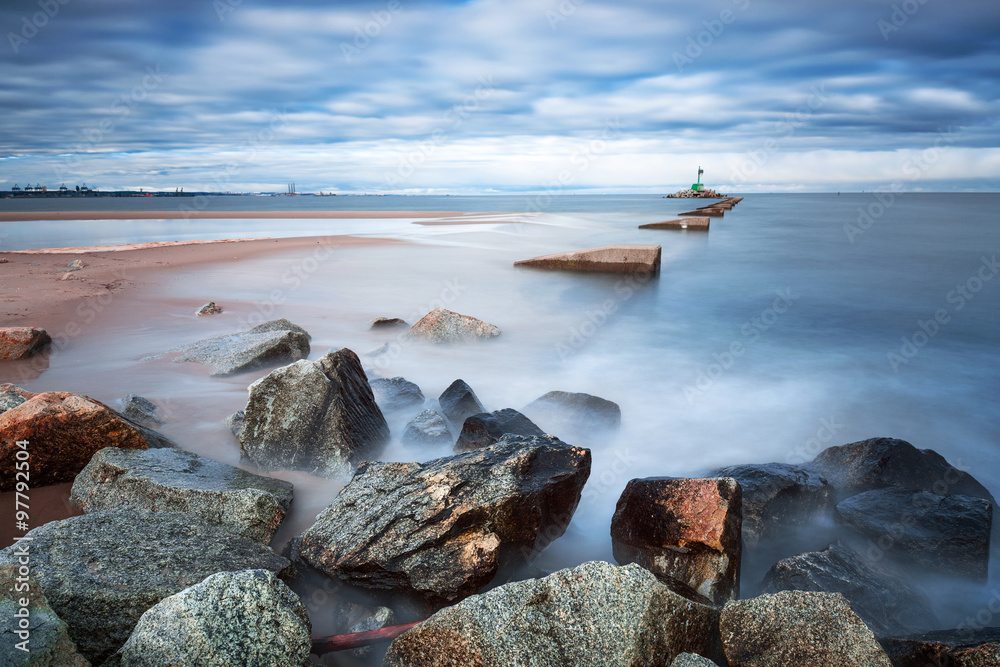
[{"left": 2, "top": 193, "right": 999, "bottom": 650}]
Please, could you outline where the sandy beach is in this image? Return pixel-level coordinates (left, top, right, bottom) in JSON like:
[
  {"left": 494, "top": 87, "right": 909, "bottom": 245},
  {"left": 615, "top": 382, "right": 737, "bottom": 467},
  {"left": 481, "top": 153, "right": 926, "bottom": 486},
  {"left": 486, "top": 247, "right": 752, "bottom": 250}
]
[
  {"left": 0, "top": 210, "right": 495, "bottom": 222},
  {"left": 0, "top": 234, "right": 400, "bottom": 334}
]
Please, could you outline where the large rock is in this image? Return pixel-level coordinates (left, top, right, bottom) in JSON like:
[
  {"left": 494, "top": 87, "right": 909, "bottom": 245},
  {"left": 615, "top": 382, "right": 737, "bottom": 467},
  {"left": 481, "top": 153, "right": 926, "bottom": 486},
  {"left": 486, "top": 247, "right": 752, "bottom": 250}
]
[
  {"left": 0, "top": 509, "right": 290, "bottom": 665},
  {"left": 639, "top": 217, "right": 710, "bottom": 231},
  {"left": 514, "top": 244, "right": 662, "bottom": 274},
  {"left": 808, "top": 437, "right": 996, "bottom": 504},
  {"left": 834, "top": 488, "right": 992, "bottom": 581},
  {"left": 0, "top": 564, "right": 89, "bottom": 667},
  {"left": 454, "top": 408, "right": 545, "bottom": 452},
  {"left": 521, "top": 390, "right": 621, "bottom": 444},
  {"left": 437, "top": 379, "right": 486, "bottom": 427},
  {"left": 0, "top": 392, "right": 174, "bottom": 492},
  {"left": 371, "top": 376, "right": 425, "bottom": 412},
  {"left": 708, "top": 462, "right": 834, "bottom": 549},
  {"left": 761, "top": 542, "right": 935, "bottom": 636},
  {"left": 297, "top": 434, "right": 591, "bottom": 608},
  {"left": 879, "top": 627, "right": 1000, "bottom": 667},
  {"left": 402, "top": 409, "right": 452, "bottom": 447},
  {"left": 103, "top": 570, "right": 310, "bottom": 667},
  {"left": 383, "top": 561, "right": 721, "bottom": 667},
  {"left": 406, "top": 308, "right": 501, "bottom": 344},
  {"left": 612, "top": 477, "right": 742, "bottom": 605},
  {"left": 170, "top": 318, "right": 311, "bottom": 376},
  {"left": 119, "top": 393, "right": 163, "bottom": 426},
  {"left": 671, "top": 654, "right": 720, "bottom": 667},
  {"left": 239, "top": 348, "right": 389, "bottom": 478},
  {"left": 719, "top": 591, "right": 893, "bottom": 666},
  {"left": 69, "top": 447, "right": 294, "bottom": 544},
  {"left": 0, "top": 327, "right": 51, "bottom": 360}
]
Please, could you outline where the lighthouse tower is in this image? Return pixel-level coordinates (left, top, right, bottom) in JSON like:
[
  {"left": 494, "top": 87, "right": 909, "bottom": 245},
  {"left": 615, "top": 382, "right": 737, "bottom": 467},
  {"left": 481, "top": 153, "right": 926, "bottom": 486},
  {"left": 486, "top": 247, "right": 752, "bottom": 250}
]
[{"left": 691, "top": 166, "right": 705, "bottom": 192}]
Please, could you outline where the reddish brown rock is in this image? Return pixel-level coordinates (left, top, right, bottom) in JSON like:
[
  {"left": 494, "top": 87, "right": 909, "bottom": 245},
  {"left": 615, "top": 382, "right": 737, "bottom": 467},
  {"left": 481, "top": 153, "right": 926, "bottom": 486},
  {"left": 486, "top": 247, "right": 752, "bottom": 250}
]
[
  {"left": 0, "top": 392, "right": 174, "bottom": 491},
  {"left": 514, "top": 244, "right": 661, "bottom": 274},
  {"left": 405, "top": 308, "right": 501, "bottom": 344},
  {"left": 612, "top": 477, "right": 742, "bottom": 604},
  {"left": 639, "top": 217, "right": 710, "bottom": 231},
  {"left": 0, "top": 327, "right": 52, "bottom": 360}
]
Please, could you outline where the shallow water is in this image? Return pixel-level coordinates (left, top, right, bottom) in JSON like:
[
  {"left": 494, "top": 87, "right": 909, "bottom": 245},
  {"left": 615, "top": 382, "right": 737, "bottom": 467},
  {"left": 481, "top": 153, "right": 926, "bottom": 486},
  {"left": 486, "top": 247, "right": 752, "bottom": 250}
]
[{"left": 2, "top": 193, "right": 999, "bottom": 642}]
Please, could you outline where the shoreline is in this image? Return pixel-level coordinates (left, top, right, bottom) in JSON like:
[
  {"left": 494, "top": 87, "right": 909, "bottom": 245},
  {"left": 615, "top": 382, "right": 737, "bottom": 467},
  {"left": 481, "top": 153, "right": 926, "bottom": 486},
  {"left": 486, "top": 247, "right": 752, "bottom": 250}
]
[
  {"left": 0, "top": 210, "right": 505, "bottom": 222},
  {"left": 0, "top": 235, "right": 401, "bottom": 335}
]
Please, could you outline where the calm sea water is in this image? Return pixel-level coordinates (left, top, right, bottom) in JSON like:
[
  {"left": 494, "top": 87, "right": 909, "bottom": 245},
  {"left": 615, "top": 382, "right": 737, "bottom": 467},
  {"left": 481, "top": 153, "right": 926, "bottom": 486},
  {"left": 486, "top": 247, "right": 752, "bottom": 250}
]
[{"left": 2, "top": 193, "right": 998, "bottom": 638}]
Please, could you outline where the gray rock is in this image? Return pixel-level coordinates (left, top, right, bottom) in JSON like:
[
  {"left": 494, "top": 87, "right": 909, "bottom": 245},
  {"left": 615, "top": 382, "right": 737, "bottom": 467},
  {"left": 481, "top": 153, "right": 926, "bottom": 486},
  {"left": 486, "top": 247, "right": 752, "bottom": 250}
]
[
  {"left": 346, "top": 605, "right": 395, "bottom": 659},
  {"left": 370, "top": 317, "right": 408, "bottom": 330},
  {"left": 708, "top": 462, "right": 834, "bottom": 549},
  {"left": 103, "top": 570, "right": 310, "bottom": 667},
  {"left": 383, "top": 561, "right": 722, "bottom": 667},
  {"left": 298, "top": 434, "right": 591, "bottom": 608},
  {"left": 521, "top": 390, "right": 621, "bottom": 442},
  {"left": 0, "top": 564, "right": 89, "bottom": 667},
  {"left": 371, "top": 376, "right": 425, "bottom": 412},
  {"left": 438, "top": 379, "right": 485, "bottom": 427},
  {"left": 69, "top": 447, "right": 294, "bottom": 544},
  {"left": 612, "top": 477, "right": 742, "bottom": 605},
  {"left": 0, "top": 509, "right": 290, "bottom": 665},
  {"left": 119, "top": 393, "right": 163, "bottom": 426},
  {"left": 239, "top": 348, "right": 390, "bottom": 478},
  {"left": 223, "top": 409, "right": 244, "bottom": 437},
  {"left": 719, "top": 591, "right": 893, "bottom": 666},
  {"left": 0, "top": 383, "right": 33, "bottom": 414},
  {"left": 406, "top": 308, "right": 501, "bottom": 344},
  {"left": 454, "top": 408, "right": 545, "bottom": 452},
  {"left": 808, "top": 436, "right": 996, "bottom": 505},
  {"left": 194, "top": 301, "right": 223, "bottom": 316},
  {"left": 170, "top": 318, "right": 311, "bottom": 376},
  {"left": 878, "top": 627, "right": 1000, "bottom": 667},
  {"left": 402, "top": 409, "right": 452, "bottom": 447},
  {"left": 671, "top": 654, "right": 720, "bottom": 667},
  {"left": 761, "top": 542, "right": 936, "bottom": 636},
  {"left": 834, "top": 488, "right": 992, "bottom": 581}
]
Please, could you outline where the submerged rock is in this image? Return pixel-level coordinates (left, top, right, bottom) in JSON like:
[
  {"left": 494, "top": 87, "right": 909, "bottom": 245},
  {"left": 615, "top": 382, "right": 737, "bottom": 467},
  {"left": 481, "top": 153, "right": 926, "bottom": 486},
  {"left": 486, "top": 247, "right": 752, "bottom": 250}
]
[
  {"left": 719, "top": 591, "right": 893, "bottom": 666},
  {"left": 103, "top": 569, "right": 310, "bottom": 667},
  {"left": 708, "top": 462, "right": 834, "bottom": 549},
  {"left": 223, "top": 409, "right": 244, "bottom": 437},
  {"left": 194, "top": 301, "right": 223, "bottom": 316},
  {"left": 437, "top": 379, "right": 486, "bottom": 427},
  {"left": 370, "top": 316, "right": 409, "bottom": 330},
  {"left": 170, "top": 318, "right": 311, "bottom": 376},
  {"left": 879, "top": 627, "right": 1000, "bottom": 667},
  {"left": 761, "top": 542, "right": 935, "bottom": 636},
  {"left": 0, "top": 391, "right": 174, "bottom": 492},
  {"left": 514, "top": 244, "right": 662, "bottom": 274},
  {"left": 371, "top": 376, "right": 425, "bottom": 412},
  {"left": 406, "top": 308, "right": 501, "bottom": 344},
  {"left": 612, "top": 477, "right": 742, "bottom": 605},
  {"left": 808, "top": 437, "right": 996, "bottom": 504},
  {"left": 383, "top": 561, "right": 721, "bottom": 667},
  {"left": 402, "top": 409, "right": 452, "bottom": 447},
  {"left": 297, "top": 435, "right": 591, "bottom": 608},
  {"left": 0, "top": 564, "right": 89, "bottom": 667},
  {"left": 0, "top": 382, "right": 34, "bottom": 413},
  {"left": 69, "top": 447, "right": 294, "bottom": 544},
  {"left": 521, "top": 390, "right": 622, "bottom": 439},
  {"left": 834, "top": 488, "right": 992, "bottom": 581},
  {"left": 0, "top": 327, "right": 51, "bottom": 360},
  {"left": 454, "top": 408, "right": 545, "bottom": 452},
  {"left": 119, "top": 393, "right": 164, "bottom": 426},
  {"left": 239, "top": 348, "right": 389, "bottom": 478},
  {"left": 0, "top": 509, "right": 290, "bottom": 665}
]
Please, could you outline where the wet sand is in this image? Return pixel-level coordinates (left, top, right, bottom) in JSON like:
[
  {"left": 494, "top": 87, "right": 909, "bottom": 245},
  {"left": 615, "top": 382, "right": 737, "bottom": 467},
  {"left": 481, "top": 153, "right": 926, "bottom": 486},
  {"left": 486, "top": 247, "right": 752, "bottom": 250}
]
[
  {"left": 0, "top": 235, "right": 400, "bottom": 333},
  {"left": 0, "top": 210, "right": 491, "bottom": 222}
]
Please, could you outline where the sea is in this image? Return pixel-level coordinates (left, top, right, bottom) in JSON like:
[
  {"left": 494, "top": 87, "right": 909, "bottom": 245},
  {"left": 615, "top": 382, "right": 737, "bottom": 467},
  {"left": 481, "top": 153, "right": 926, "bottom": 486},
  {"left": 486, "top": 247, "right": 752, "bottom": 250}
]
[{"left": 1, "top": 193, "right": 999, "bottom": 647}]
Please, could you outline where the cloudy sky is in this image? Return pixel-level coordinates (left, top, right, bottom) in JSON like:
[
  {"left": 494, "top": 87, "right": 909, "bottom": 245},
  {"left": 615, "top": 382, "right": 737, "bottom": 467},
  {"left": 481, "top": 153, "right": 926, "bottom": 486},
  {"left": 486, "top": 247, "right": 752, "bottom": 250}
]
[{"left": 1, "top": 0, "right": 998, "bottom": 193}]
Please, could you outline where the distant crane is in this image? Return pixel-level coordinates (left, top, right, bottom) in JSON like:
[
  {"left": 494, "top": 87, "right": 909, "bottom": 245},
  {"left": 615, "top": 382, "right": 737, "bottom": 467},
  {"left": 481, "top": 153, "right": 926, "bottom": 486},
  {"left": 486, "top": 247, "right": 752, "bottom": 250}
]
[{"left": 287, "top": 182, "right": 296, "bottom": 195}]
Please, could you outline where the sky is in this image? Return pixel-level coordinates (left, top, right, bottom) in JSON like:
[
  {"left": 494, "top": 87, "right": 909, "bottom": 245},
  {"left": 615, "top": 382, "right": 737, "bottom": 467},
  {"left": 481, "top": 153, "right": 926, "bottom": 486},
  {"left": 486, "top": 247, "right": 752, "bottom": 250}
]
[{"left": 1, "top": 0, "right": 998, "bottom": 194}]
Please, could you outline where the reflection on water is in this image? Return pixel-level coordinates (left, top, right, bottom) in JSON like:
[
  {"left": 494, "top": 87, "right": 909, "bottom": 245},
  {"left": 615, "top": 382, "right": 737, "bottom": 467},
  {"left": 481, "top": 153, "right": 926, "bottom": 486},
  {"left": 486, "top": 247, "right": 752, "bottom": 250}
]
[{"left": 2, "top": 194, "right": 999, "bottom": 642}]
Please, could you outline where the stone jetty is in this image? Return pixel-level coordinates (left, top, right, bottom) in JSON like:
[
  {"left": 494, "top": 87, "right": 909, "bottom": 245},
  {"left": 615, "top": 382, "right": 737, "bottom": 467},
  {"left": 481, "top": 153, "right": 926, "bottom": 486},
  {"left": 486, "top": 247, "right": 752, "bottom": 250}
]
[{"left": 515, "top": 244, "right": 661, "bottom": 274}]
